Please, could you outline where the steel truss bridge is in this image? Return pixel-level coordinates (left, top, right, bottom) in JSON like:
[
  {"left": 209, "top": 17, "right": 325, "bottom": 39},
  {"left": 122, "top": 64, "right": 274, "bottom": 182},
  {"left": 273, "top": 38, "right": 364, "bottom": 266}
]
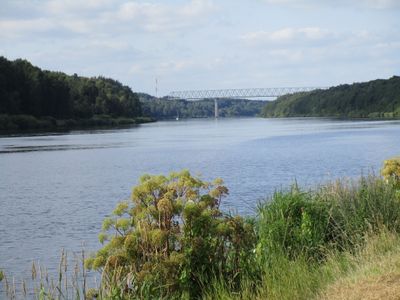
[
  {"left": 168, "top": 87, "right": 325, "bottom": 100},
  {"left": 168, "top": 86, "right": 327, "bottom": 118}
]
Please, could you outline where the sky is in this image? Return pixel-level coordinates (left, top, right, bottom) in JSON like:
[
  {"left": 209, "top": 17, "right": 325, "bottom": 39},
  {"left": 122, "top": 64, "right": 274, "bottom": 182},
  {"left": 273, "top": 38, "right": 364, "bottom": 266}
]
[{"left": 1, "top": 0, "right": 399, "bottom": 96}]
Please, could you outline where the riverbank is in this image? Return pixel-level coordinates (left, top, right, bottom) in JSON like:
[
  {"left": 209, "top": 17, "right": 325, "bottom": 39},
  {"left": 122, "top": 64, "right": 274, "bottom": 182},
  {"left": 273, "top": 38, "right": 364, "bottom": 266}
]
[
  {"left": 0, "top": 114, "right": 155, "bottom": 134},
  {"left": 2, "top": 163, "right": 399, "bottom": 299}
]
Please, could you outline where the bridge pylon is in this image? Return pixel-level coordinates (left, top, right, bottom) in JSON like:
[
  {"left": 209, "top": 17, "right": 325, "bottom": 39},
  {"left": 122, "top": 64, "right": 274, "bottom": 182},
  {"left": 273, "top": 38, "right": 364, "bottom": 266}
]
[{"left": 214, "top": 99, "right": 218, "bottom": 118}]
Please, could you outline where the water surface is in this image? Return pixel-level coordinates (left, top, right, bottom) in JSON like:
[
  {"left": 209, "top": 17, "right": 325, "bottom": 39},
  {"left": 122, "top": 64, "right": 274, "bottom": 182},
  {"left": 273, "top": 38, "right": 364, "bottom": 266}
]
[{"left": 1, "top": 117, "right": 400, "bottom": 282}]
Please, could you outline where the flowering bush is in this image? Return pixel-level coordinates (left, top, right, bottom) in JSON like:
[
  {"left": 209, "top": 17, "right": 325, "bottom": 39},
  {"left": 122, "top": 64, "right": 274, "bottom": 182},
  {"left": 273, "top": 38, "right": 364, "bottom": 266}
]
[
  {"left": 382, "top": 158, "right": 400, "bottom": 188},
  {"left": 85, "top": 170, "right": 256, "bottom": 299}
]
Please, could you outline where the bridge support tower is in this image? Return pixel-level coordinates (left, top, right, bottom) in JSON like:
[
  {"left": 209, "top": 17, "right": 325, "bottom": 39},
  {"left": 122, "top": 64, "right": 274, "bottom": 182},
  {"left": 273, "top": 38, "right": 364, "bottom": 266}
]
[{"left": 214, "top": 99, "right": 219, "bottom": 118}]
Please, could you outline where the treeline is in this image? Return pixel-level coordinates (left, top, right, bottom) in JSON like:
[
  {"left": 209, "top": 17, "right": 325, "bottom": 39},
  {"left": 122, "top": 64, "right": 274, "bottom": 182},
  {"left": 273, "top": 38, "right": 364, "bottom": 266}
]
[
  {"left": 0, "top": 56, "right": 146, "bottom": 131},
  {"left": 139, "top": 94, "right": 265, "bottom": 119},
  {"left": 261, "top": 76, "right": 400, "bottom": 118}
]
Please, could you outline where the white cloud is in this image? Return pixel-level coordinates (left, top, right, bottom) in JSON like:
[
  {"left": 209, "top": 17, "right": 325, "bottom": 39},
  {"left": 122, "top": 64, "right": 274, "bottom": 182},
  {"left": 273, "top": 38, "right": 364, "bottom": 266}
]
[
  {"left": 260, "top": 0, "right": 400, "bottom": 9},
  {"left": 44, "top": 0, "right": 116, "bottom": 14},
  {"left": 0, "top": 18, "right": 54, "bottom": 38},
  {"left": 241, "top": 27, "right": 332, "bottom": 44},
  {"left": 267, "top": 49, "right": 304, "bottom": 62},
  {"left": 1, "top": 0, "right": 217, "bottom": 39},
  {"left": 362, "top": 0, "right": 400, "bottom": 9},
  {"left": 180, "top": 0, "right": 216, "bottom": 16},
  {"left": 109, "top": 0, "right": 217, "bottom": 33}
]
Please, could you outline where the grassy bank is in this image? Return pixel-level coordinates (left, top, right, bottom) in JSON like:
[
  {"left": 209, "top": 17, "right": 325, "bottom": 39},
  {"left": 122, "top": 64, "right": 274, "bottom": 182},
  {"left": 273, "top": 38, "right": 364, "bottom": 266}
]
[
  {"left": 1, "top": 163, "right": 400, "bottom": 299},
  {"left": 204, "top": 175, "right": 400, "bottom": 299},
  {"left": 0, "top": 114, "right": 155, "bottom": 134},
  {"left": 204, "top": 227, "right": 400, "bottom": 300}
]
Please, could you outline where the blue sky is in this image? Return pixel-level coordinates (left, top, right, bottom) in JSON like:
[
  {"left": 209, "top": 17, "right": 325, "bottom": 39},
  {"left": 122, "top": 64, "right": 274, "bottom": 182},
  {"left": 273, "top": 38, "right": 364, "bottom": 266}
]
[{"left": 1, "top": 0, "right": 399, "bottom": 96}]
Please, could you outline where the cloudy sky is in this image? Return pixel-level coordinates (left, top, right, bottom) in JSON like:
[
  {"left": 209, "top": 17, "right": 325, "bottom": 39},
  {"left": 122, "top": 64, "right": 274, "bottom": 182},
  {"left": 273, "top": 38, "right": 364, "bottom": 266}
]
[{"left": 1, "top": 0, "right": 399, "bottom": 96}]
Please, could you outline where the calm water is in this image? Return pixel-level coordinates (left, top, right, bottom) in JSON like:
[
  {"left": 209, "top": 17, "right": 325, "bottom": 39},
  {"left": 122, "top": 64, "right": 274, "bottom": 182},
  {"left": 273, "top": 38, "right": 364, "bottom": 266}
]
[{"left": 1, "top": 117, "right": 400, "bottom": 282}]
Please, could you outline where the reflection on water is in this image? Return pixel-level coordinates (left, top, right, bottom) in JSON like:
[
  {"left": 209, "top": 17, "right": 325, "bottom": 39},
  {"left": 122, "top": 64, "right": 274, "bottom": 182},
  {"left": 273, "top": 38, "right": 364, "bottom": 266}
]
[
  {"left": 0, "top": 143, "right": 126, "bottom": 153},
  {"left": 1, "top": 117, "right": 400, "bottom": 286}
]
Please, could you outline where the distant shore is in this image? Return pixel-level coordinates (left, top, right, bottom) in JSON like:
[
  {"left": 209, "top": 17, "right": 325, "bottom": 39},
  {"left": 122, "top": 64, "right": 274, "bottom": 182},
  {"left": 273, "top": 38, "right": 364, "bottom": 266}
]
[{"left": 0, "top": 114, "right": 155, "bottom": 135}]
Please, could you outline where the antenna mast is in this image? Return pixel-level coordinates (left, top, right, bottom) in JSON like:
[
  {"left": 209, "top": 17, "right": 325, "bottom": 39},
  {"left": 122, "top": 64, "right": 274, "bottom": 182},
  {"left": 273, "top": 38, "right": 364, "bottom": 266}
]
[{"left": 155, "top": 78, "right": 158, "bottom": 98}]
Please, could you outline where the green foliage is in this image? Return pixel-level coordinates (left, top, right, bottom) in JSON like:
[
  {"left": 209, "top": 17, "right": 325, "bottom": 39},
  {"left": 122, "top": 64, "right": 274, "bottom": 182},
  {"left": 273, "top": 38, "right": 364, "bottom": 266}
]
[
  {"left": 261, "top": 76, "right": 400, "bottom": 118},
  {"left": 257, "top": 175, "right": 400, "bottom": 265},
  {"left": 205, "top": 228, "right": 400, "bottom": 300},
  {"left": 87, "top": 170, "right": 257, "bottom": 299},
  {"left": 140, "top": 95, "right": 265, "bottom": 119},
  {"left": 381, "top": 157, "right": 400, "bottom": 188},
  {"left": 257, "top": 186, "right": 334, "bottom": 262},
  {"left": 0, "top": 56, "right": 143, "bottom": 130},
  {"left": 319, "top": 176, "right": 400, "bottom": 247},
  {"left": 0, "top": 113, "right": 153, "bottom": 131},
  {"left": 0, "top": 269, "right": 4, "bottom": 282}
]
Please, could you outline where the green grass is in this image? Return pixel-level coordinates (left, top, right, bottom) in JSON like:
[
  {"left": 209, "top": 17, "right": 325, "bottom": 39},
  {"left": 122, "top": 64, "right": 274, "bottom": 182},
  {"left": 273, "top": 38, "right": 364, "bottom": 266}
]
[
  {"left": 204, "top": 227, "right": 400, "bottom": 300},
  {"left": 203, "top": 175, "right": 400, "bottom": 299}
]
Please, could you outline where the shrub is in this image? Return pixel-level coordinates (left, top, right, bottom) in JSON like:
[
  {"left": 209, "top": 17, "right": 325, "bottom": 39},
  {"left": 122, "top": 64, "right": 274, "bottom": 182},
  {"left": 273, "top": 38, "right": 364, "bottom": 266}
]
[
  {"left": 0, "top": 114, "right": 17, "bottom": 131},
  {"left": 12, "top": 114, "right": 41, "bottom": 130},
  {"left": 381, "top": 157, "right": 400, "bottom": 187},
  {"left": 86, "top": 170, "right": 256, "bottom": 299}
]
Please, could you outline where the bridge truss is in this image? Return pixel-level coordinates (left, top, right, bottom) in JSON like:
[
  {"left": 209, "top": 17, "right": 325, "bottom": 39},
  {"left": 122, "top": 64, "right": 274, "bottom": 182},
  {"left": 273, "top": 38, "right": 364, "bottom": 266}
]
[{"left": 168, "top": 87, "right": 326, "bottom": 100}]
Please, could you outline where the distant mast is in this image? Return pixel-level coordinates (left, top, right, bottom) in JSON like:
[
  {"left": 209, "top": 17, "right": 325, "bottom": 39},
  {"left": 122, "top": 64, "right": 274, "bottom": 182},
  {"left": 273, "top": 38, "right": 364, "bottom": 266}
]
[{"left": 155, "top": 78, "right": 158, "bottom": 98}]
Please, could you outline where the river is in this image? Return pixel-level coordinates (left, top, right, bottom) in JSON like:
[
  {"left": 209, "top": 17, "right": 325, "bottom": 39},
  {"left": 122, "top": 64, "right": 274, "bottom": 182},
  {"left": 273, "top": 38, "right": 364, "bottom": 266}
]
[{"left": 1, "top": 117, "right": 400, "bottom": 283}]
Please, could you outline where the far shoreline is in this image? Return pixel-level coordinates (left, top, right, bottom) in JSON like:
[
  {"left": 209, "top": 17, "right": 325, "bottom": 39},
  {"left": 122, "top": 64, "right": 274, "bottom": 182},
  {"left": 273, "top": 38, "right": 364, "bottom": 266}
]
[{"left": 0, "top": 114, "right": 156, "bottom": 137}]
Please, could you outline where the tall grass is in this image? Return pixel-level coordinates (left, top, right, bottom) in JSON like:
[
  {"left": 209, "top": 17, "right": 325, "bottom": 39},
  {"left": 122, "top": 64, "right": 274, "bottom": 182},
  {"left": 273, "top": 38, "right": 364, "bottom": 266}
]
[
  {"left": 258, "top": 175, "right": 400, "bottom": 261},
  {"left": 0, "top": 249, "right": 96, "bottom": 300},
  {"left": 204, "top": 175, "right": 400, "bottom": 299},
  {"left": 319, "top": 228, "right": 400, "bottom": 299}
]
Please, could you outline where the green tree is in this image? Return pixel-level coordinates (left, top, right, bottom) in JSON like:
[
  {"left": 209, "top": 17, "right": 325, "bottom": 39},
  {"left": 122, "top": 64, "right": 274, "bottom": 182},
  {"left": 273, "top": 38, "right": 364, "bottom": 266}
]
[
  {"left": 0, "top": 56, "right": 143, "bottom": 130},
  {"left": 261, "top": 76, "right": 400, "bottom": 118}
]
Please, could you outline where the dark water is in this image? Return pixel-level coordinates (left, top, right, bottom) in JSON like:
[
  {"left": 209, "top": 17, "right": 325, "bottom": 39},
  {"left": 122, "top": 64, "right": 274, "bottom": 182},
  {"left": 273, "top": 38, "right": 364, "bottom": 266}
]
[{"left": 1, "top": 117, "right": 400, "bottom": 283}]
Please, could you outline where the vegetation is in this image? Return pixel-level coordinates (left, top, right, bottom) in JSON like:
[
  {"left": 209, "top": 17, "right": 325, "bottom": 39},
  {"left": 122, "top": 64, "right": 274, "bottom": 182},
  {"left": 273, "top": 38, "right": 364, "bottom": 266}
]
[
  {"left": 320, "top": 229, "right": 400, "bottom": 300},
  {"left": 85, "top": 170, "right": 256, "bottom": 299},
  {"left": 2, "top": 159, "right": 400, "bottom": 299},
  {"left": 0, "top": 56, "right": 148, "bottom": 131},
  {"left": 204, "top": 173, "right": 400, "bottom": 300},
  {"left": 382, "top": 157, "right": 400, "bottom": 188},
  {"left": 261, "top": 76, "right": 400, "bottom": 118},
  {"left": 139, "top": 95, "right": 265, "bottom": 119}
]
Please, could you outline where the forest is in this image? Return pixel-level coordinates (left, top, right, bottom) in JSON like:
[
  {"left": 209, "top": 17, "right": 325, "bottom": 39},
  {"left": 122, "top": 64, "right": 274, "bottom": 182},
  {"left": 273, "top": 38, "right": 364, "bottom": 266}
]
[
  {"left": 0, "top": 56, "right": 145, "bottom": 131},
  {"left": 261, "top": 76, "right": 400, "bottom": 118},
  {"left": 0, "top": 56, "right": 266, "bottom": 131}
]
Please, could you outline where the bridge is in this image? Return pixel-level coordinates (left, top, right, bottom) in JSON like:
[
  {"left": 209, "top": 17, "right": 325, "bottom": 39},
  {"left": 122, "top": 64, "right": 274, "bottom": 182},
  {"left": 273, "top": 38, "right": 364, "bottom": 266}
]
[{"left": 168, "top": 86, "right": 326, "bottom": 118}]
